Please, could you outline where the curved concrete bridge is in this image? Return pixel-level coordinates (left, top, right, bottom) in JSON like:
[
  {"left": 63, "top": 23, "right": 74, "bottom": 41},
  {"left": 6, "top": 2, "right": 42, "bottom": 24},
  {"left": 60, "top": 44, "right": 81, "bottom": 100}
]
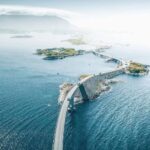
[
  {"left": 53, "top": 50, "right": 150, "bottom": 150},
  {"left": 53, "top": 66, "right": 125, "bottom": 150}
]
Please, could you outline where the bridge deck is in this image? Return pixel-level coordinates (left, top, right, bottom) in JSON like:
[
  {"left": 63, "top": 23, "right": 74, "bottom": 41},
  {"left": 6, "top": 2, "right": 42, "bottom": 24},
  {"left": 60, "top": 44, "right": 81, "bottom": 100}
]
[{"left": 53, "top": 85, "right": 78, "bottom": 150}]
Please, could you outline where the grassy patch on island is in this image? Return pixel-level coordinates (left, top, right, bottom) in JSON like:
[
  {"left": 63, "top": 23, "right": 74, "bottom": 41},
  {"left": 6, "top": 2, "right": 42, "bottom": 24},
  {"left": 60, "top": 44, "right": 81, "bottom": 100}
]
[
  {"left": 127, "top": 62, "right": 147, "bottom": 74},
  {"left": 36, "top": 48, "right": 85, "bottom": 60}
]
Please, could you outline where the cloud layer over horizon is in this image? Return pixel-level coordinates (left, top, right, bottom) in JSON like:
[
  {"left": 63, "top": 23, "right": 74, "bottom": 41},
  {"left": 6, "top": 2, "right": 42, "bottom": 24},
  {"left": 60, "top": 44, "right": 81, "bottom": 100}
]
[
  {"left": 1, "top": 5, "right": 150, "bottom": 38},
  {"left": 0, "top": 5, "right": 78, "bottom": 20}
]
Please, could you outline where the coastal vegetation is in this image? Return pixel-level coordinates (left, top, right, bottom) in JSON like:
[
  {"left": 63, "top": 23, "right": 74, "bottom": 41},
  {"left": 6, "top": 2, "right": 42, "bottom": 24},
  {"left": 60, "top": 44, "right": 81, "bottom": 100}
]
[
  {"left": 36, "top": 48, "right": 85, "bottom": 60},
  {"left": 127, "top": 62, "right": 148, "bottom": 75}
]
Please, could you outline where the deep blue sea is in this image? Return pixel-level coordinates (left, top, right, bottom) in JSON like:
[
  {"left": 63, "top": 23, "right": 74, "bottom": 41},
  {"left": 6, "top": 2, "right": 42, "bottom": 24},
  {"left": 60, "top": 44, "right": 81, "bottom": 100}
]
[{"left": 0, "top": 33, "right": 150, "bottom": 150}]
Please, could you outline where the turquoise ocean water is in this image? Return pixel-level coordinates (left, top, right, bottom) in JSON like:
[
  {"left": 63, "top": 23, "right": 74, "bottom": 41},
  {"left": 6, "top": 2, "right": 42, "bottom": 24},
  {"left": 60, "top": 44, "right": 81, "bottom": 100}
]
[{"left": 0, "top": 33, "right": 150, "bottom": 150}]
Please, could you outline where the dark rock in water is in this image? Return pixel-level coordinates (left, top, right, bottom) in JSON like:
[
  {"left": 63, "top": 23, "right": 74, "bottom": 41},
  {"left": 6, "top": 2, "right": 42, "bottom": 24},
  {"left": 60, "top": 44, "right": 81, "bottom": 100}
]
[{"left": 43, "top": 56, "right": 59, "bottom": 60}]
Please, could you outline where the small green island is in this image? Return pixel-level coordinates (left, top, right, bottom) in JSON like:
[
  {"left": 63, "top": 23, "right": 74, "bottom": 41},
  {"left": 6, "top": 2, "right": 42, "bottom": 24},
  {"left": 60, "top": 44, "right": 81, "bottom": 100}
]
[
  {"left": 126, "top": 62, "right": 149, "bottom": 75},
  {"left": 63, "top": 37, "right": 87, "bottom": 45},
  {"left": 36, "top": 48, "right": 85, "bottom": 60}
]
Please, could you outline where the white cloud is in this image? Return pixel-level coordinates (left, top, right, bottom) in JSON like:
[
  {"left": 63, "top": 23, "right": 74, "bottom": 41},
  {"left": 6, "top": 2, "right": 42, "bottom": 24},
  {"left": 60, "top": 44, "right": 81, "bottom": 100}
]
[{"left": 0, "top": 5, "right": 79, "bottom": 20}]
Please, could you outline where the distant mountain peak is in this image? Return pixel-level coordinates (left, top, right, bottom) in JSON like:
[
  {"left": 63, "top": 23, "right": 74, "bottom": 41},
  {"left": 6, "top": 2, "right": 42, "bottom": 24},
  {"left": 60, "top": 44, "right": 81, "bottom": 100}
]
[
  {"left": 0, "top": 5, "right": 77, "bottom": 19},
  {"left": 0, "top": 5, "right": 78, "bottom": 34}
]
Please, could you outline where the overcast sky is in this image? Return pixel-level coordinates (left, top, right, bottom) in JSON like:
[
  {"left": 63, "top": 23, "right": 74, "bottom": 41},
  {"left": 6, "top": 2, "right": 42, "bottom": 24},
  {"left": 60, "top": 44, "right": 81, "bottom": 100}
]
[
  {"left": 0, "top": 0, "right": 150, "bottom": 35},
  {"left": 0, "top": 0, "right": 150, "bottom": 14}
]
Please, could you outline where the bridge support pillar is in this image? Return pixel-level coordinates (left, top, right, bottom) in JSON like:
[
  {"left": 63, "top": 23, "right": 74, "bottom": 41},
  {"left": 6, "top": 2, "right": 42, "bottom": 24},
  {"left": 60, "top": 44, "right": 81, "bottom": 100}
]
[{"left": 78, "top": 83, "right": 89, "bottom": 101}]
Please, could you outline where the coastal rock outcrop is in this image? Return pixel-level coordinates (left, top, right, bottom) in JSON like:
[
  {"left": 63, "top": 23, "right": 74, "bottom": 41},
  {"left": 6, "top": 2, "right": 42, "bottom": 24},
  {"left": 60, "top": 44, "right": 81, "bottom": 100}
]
[{"left": 58, "top": 83, "right": 74, "bottom": 104}]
